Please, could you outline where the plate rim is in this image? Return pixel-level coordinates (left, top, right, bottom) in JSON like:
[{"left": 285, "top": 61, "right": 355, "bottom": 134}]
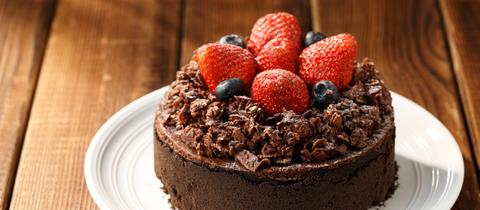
[
  {"left": 84, "top": 88, "right": 464, "bottom": 210},
  {"left": 391, "top": 93, "right": 464, "bottom": 209},
  {"left": 85, "top": 88, "right": 168, "bottom": 210}
]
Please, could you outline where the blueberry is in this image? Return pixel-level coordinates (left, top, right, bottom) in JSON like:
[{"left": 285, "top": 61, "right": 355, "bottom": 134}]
[
  {"left": 219, "top": 34, "right": 245, "bottom": 48},
  {"left": 215, "top": 78, "right": 244, "bottom": 101},
  {"left": 304, "top": 31, "right": 326, "bottom": 47},
  {"left": 311, "top": 80, "right": 340, "bottom": 110}
]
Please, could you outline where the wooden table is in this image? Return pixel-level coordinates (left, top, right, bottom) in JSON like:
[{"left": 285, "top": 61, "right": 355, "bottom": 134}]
[{"left": 0, "top": 0, "right": 479, "bottom": 209}]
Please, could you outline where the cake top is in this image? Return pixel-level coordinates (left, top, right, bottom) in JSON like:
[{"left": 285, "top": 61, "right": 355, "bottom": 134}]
[{"left": 158, "top": 12, "right": 393, "bottom": 172}]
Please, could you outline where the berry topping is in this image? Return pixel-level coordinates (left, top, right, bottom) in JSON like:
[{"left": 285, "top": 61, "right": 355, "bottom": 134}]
[
  {"left": 194, "top": 43, "right": 257, "bottom": 92},
  {"left": 215, "top": 78, "right": 244, "bottom": 101},
  {"left": 247, "top": 12, "right": 302, "bottom": 73},
  {"left": 311, "top": 80, "right": 340, "bottom": 110},
  {"left": 299, "top": 33, "right": 358, "bottom": 89},
  {"left": 251, "top": 69, "right": 309, "bottom": 115},
  {"left": 304, "top": 31, "right": 326, "bottom": 47},
  {"left": 219, "top": 34, "right": 245, "bottom": 48}
]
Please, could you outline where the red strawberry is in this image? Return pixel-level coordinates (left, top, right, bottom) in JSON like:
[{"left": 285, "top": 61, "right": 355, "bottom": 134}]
[
  {"left": 194, "top": 43, "right": 257, "bottom": 92},
  {"left": 299, "top": 33, "right": 358, "bottom": 89},
  {"left": 255, "top": 37, "right": 299, "bottom": 72},
  {"left": 251, "top": 69, "right": 309, "bottom": 115},
  {"left": 247, "top": 12, "right": 302, "bottom": 73}
]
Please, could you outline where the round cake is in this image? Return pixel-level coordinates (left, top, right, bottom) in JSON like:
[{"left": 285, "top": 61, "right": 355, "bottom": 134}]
[{"left": 154, "top": 12, "right": 397, "bottom": 210}]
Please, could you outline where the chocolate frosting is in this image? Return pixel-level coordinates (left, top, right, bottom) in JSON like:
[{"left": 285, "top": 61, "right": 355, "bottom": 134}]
[{"left": 156, "top": 58, "right": 393, "bottom": 175}]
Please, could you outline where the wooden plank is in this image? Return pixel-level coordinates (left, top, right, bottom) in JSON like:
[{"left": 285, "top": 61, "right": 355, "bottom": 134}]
[
  {"left": 439, "top": 0, "right": 480, "bottom": 181},
  {"left": 180, "top": 0, "right": 311, "bottom": 65},
  {"left": 310, "top": 0, "right": 479, "bottom": 208},
  {"left": 0, "top": 0, "right": 56, "bottom": 209},
  {"left": 9, "top": 0, "right": 182, "bottom": 209}
]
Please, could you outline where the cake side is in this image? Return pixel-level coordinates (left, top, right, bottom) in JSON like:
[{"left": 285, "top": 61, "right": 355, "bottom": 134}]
[{"left": 154, "top": 126, "right": 397, "bottom": 210}]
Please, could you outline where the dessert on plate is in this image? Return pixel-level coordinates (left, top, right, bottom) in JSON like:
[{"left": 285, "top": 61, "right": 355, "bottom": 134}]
[{"left": 154, "top": 12, "right": 397, "bottom": 210}]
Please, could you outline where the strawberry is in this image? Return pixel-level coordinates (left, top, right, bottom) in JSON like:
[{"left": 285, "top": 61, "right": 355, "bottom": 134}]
[
  {"left": 251, "top": 69, "right": 309, "bottom": 115},
  {"left": 247, "top": 12, "right": 302, "bottom": 73},
  {"left": 255, "top": 37, "right": 299, "bottom": 72},
  {"left": 299, "top": 33, "right": 358, "bottom": 89},
  {"left": 194, "top": 43, "right": 257, "bottom": 92}
]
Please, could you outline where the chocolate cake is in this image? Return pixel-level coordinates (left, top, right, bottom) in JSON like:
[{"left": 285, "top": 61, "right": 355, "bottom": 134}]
[
  {"left": 154, "top": 12, "right": 397, "bottom": 210},
  {"left": 154, "top": 59, "right": 396, "bottom": 210}
]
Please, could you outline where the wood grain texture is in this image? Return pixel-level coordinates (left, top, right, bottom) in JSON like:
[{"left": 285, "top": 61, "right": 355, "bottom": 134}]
[
  {"left": 180, "top": 0, "right": 311, "bottom": 64},
  {"left": 310, "top": 0, "right": 479, "bottom": 208},
  {"left": 439, "top": 0, "right": 480, "bottom": 177},
  {"left": 0, "top": 0, "right": 56, "bottom": 209},
  {"left": 8, "top": 0, "right": 182, "bottom": 209}
]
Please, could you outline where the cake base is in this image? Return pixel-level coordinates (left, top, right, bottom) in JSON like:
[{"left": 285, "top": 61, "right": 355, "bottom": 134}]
[{"left": 154, "top": 130, "right": 397, "bottom": 210}]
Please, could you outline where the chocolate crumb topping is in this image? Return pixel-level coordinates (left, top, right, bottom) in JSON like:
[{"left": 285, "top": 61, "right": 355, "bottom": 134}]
[
  {"left": 235, "top": 150, "right": 271, "bottom": 172},
  {"left": 159, "top": 58, "right": 393, "bottom": 172}
]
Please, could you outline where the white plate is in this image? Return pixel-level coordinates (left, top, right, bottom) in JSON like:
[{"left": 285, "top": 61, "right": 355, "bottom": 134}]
[{"left": 85, "top": 87, "right": 464, "bottom": 210}]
